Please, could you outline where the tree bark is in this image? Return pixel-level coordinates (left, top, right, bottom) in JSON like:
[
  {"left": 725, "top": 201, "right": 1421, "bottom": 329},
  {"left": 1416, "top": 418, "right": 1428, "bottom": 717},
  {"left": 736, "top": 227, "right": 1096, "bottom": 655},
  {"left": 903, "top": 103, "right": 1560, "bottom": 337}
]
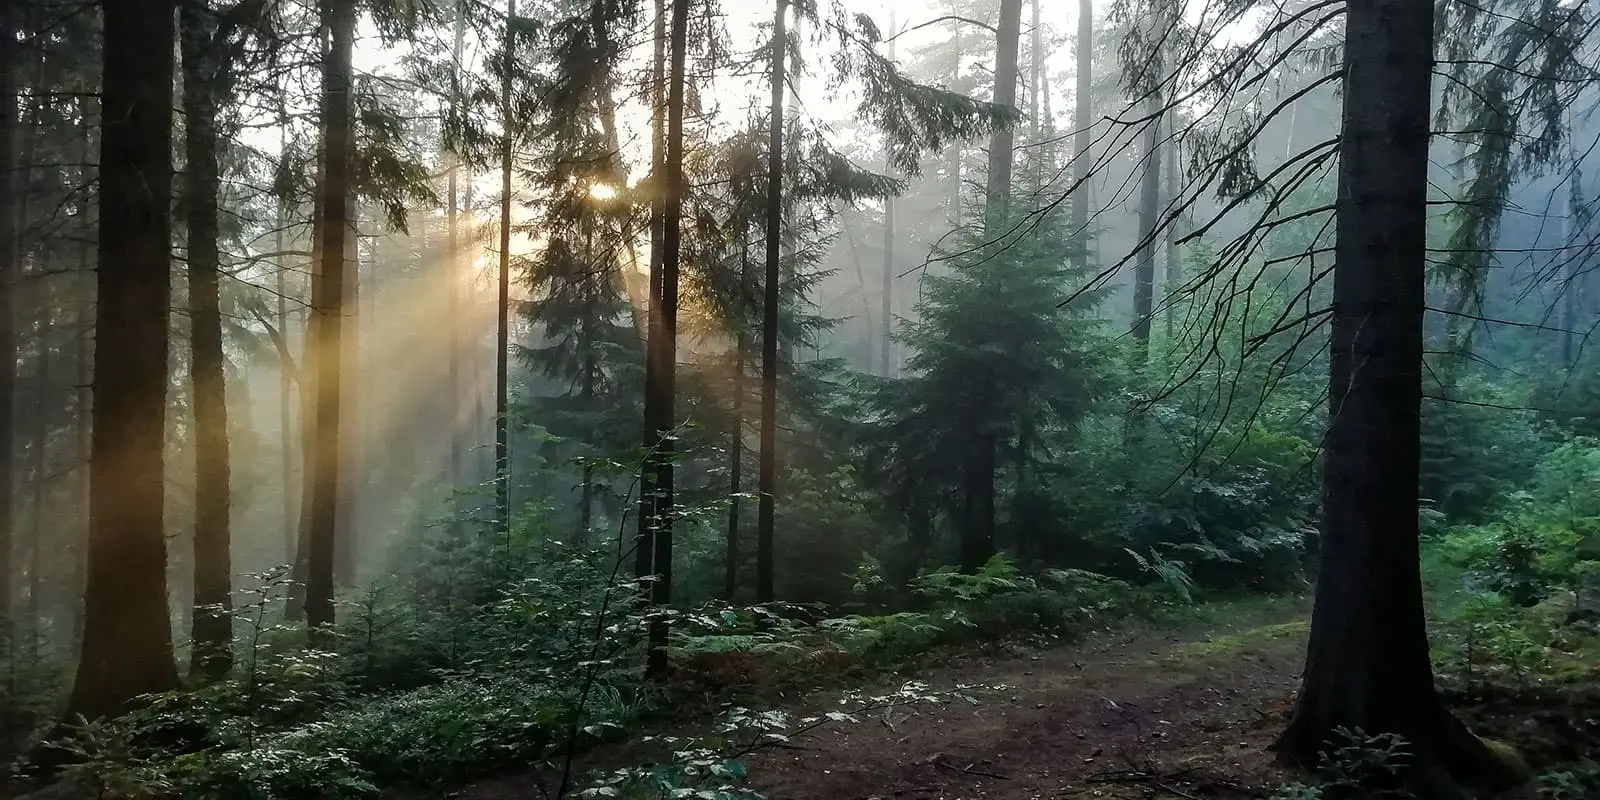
[
  {"left": 1131, "top": 92, "right": 1161, "bottom": 361},
  {"left": 305, "top": 0, "right": 355, "bottom": 637},
  {"left": 756, "top": 0, "right": 788, "bottom": 606},
  {"left": 0, "top": 0, "right": 19, "bottom": 638},
  {"left": 446, "top": 0, "right": 466, "bottom": 537},
  {"left": 336, "top": 207, "right": 359, "bottom": 583},
  {"left": 69, "top": 0, "right": 181, "bottom": 719},
  {"left": 634, "top": 0, "right": 667, "bottom": 583},
  {"left": 1071, "top": 0, "right": 1092, "bottom": 269},
  {"left": 180, "top": 0, "right": 234, "bottom": 679},
  {"left": 878, "top": 8, "right": 896, "bottom": 379},
  {"left": 1273, "top": 3, "right": 1526, "bottom": 794},
  {"left": 494, "top": 0, "right": 516, "bottom": 543},
  {"left": 642, "top": 0, "right": 687, "bottom": 679},
  {"left": 725, "top": 227, "right": 748, "bottom": 601}
]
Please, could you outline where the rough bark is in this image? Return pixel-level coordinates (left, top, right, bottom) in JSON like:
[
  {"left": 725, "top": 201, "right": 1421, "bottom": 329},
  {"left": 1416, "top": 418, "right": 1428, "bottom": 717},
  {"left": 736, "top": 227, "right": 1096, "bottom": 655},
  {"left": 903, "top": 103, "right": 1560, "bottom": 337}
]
[
  {"left": 0, "top": 0, "right": 19, "bottom": 636},
  {"left": 336, "top": 208, "right": 359, "bottom": 583},
  {"left": 634, "top": 0, "right": 667, "bottom": 584},
  {"left": 756, "top": 0, "right": 788, "bottom": 606},
  {"left": 180, "top": 0, "right": 234, "bottom": 679},
  {"left": 305, "top": 0, "right": 355, "bottom": 636},
  {"left": 643, "top": 0, "right": 687, "bottom": 679},
  {"left": 69, "top": 0, "right": 181, "bottom": 719},
  {"left": 1273, "top": 3, "right": 1527, "bottom": 795}
]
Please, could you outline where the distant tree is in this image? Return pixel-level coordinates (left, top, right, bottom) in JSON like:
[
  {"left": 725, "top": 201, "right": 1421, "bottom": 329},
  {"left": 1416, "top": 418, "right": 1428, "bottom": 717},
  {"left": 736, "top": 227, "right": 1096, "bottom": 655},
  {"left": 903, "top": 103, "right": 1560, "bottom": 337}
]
[{"left": 69, "top": 0, "right": 180, "bottom": 718}]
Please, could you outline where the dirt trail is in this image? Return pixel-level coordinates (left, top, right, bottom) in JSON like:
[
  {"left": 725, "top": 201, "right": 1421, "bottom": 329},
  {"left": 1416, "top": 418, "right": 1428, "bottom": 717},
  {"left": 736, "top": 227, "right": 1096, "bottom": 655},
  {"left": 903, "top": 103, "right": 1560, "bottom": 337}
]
[
  {"left": 744, "top": 615, "right": 1309, "bottom": 800},
  {"left": 441, "top": 603, "right": 1312, "bottom": 800}
]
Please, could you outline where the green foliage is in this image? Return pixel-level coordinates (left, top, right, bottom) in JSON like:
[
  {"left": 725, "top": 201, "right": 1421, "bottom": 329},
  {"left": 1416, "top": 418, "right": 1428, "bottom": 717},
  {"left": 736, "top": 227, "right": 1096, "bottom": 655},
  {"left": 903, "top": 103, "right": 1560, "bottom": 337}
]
[{"left": 1539, "top": 761, "right": 1600, "bottom": 800}]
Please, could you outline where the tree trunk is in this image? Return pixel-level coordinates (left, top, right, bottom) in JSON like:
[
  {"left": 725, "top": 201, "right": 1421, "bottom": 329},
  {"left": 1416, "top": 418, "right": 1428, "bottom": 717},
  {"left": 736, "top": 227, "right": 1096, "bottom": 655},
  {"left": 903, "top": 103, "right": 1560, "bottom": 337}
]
[
  {"left": 724, "top": 228, "right": 748, "bottom": 601},
  {"left": 180, "top": 0, "right": 233, "bottom": 679},
  {"left": 494, "top": 0, "right": 516, "bottom": 544},
  {"left": 447, "top": 0, "right": 466, "bottom": 537},
  {"left": 1071, "top": 0, "right": 1092, "bottom": 269},
  {"left": 276, "top": 136, "right": 296, "bottom": 566},
  {"left": 578, "top": 220, "right": 595, "bottom": 542},
  {"left": 69, "top": 0, "right": 180, "bottom": 719},
  {"left": 634, "top": 0, "right": 668, "bottom": 583},
  {"left": 304, "top": 0, "right": 355, "bottom": 637},
  {"left": 878, "top": 9, "right": 896, "bottom": 379},
  {"left": 642, "top": 0, "right": 688, "bottom": 679},
  {"left": 336, "top": 208, "right": 359, "bottom": 583},
  {"left": 984, "top": 0, "right": 1023, "bottom": 225},
  {"left": 1164, "top": 109, "right": 1180, "bottom": 343},
  {"left": 1131, "top": 98, "right": 1161, "bottom": 362},
  {"left": 0, "top": 0, "right": 18, "bottom": 638},
  {"left": 756, "top": 0, "right": 788, "bottom": 606},
  {"left": 1272, "top": 3, "right": 1526, "bottom": 794}
]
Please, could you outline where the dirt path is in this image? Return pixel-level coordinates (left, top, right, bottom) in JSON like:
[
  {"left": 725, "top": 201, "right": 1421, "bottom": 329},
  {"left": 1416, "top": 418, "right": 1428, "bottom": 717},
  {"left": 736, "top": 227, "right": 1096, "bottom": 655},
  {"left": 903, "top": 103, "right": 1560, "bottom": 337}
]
[
  {"left": 744, "top": 614, "right": 1310, "bottom": 800},
  {"left": 441, "top": 602, "right": 1312, "bottom": 800}
]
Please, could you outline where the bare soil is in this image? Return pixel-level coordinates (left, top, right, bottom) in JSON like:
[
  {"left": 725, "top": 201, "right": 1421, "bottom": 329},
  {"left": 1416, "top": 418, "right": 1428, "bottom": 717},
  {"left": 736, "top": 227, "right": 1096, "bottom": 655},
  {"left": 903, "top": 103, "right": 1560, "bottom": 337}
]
[{"left": 443, "top": 604, "right": 1316, "bottom": 800}]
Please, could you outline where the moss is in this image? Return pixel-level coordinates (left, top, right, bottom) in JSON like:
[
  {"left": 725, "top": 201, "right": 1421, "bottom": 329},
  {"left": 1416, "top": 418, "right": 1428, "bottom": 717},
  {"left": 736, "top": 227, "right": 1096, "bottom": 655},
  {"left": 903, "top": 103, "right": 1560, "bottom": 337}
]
[
  {"left": 1163, "top": 619, "right": 1310, "bottom": 660},
  {"left": 1477, "top": 736, "right": 1535, "bottom": 788}
]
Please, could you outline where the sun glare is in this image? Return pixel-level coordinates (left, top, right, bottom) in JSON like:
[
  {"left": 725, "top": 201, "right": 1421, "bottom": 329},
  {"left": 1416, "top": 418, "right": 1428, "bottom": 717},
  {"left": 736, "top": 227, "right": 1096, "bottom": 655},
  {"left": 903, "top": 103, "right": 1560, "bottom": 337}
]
[{"left": 588, "top": 182, "right": 619, "bottom": 201}]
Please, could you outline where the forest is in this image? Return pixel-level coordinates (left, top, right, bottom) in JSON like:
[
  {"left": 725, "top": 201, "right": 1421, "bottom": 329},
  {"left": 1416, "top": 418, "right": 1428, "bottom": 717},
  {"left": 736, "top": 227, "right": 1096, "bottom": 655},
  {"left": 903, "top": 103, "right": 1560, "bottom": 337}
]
[{"left": 3, "top": 0, "right": 1600, "bottom": 797}]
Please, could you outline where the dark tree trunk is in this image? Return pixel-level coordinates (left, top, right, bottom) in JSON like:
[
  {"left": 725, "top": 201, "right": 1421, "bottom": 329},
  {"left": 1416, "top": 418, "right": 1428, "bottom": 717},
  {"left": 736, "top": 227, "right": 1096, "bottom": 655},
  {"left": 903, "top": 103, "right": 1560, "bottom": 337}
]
[
  {"left": 1071, "top": 0, "right": 1091, "bottom": 269},
  {"left": 642, "top": 0, "right": 687, "bottom": 680},
  {"left": 578, "top": 221, "right": 596, "bottom": 542},
  {"left": 984, "top": 0, "right": 1023, "bottom": 226},
  {"left": 725, "top": 227, "right": 751, "bottom": 601},
  {"left": 69, "top": 0, "right": 180, "bottom": 719},
  {"left": 180, "top": 0, "right": 234, "bottom": 680},
  {"left": 336, "top": 209, "right": 359, "bottom": 583},
  {"left": 0, "top": 0, "right": 19, "bottom": 638},
  {"left": 1131, "top": 99, "right": 1160, "bottom": 361},
  {"left": 275, "top": 135, "right": 296, "bottom": 566},
  {"left": 305, "top": 0, "right": 355, "bottom": 637},
  {"left": 494, "top": 0, "right": 516, "bottom": 545},
  {"left": 756, "top": 0, "right": 788, "bottom": 606},
  {"left": 1273, "top": 3, "right": 1525, "bottom": 795},
  {"left": 634, "top": 0, "right": 667, "bottom": 584},
  {"left": 879, "top": 13, "right": 896, "bottom": 378},
  {"left": 446, "top": 0, "right": 466, "bottom": 538}
]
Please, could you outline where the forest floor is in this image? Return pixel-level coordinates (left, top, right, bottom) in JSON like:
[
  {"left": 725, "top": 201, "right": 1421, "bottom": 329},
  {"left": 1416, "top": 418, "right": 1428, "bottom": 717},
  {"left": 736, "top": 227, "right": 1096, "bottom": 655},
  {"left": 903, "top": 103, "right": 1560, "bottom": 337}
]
[{"left": 440, "top": 600, "right": 1321, "bottom": 800}]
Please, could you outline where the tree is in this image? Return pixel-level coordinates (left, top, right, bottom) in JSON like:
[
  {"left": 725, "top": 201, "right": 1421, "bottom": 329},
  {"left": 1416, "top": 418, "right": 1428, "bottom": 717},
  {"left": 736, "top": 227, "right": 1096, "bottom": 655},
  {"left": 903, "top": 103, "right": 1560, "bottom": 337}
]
[
  {"left": 756, "top": 0, "right": 789, "bottom": 605},
  {"left": 178, "top": 0, "right": 235, "bottom": 679},
  {"left": 304, "top": 0, "right": 356, "bottom": 635},
  {"left": 1071, "top": 0, "right": 1092, "bottom": 270},
  {"left": 70, "top": 0, "right": 180, "bottom": 718},
  {"left": 1272, "top": 2, "right": 1529, "bottom": 794},
  {"left": 641, "top": 0, "right": 690, "bottom": 679},
  {"left": 0, "top": 0, "right": 18, "bottom": 639},
  {"left": 493, "top": 0, "right": 518, "bottom": 543}
]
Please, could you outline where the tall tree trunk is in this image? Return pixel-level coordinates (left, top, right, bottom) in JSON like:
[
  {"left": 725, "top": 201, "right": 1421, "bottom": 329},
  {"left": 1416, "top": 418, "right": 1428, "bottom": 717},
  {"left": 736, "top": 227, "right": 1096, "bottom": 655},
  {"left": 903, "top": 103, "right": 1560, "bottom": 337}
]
[
  {"left": 634, "top": 0, "right": 668, "bottom": 583},
  {"left": 276, "top": 143, "right": 295, "bottom": 565},
  {"left": 287, "top": 188, "right": 323, "bottom": 623},
  {"left": 26, "top": 291, "right": 51, "bottom": 643},
  {"left": 69, "top": 0, "right": 180, "bottom": 719},
  {"left": 179, "top": 0, "right": 233, "bottom": 679},
  {"left": 756, "top": 0, "right": 789, "bottom": 605},
  {"left": 494, "top": 0, "right": 516, "bottom": 543},
  {"left": 1071, "top": 0, "right": 1092, "bottom": 269},
  {"left": 961, "top": 0, "right": 1023, "bottom": 573},
  {"left": 71, "top": 105, "right": 96, "bottom": 649},
  {"left": 642, "top": 0, "right": 687, "bottom": 679},
  {"left": 1131, "top": 92, "right": 1161, "bottom": 363},
  {"left": 1562, "top": 113, "right": 1580, "bottom": 365},
  {"left": 1164, "top": 109, "right": 1180, "bottom": 343},
  {"left": 1272, "top": 3, "right": 1525, "bottom": 794},
  {"left": 578, "top": 220, "right": 595, "bottom": 542},
  {"left": 0, "top": 0, "right": 19, "bottom": 638},
  {"left": 725, "top": 227, "right": 749, "bottom": 601},
  {"left": 304, "top": 0, "right": 355, "bottom": 636},
  {"left": 336, "top": 209, "right": 359, "bottom": 583},
  {"left": 879, "top": 9, "right": 896, "bottom": 379},
  {"left": 446, "top": 0, "right": 466, "bottom": 536}
]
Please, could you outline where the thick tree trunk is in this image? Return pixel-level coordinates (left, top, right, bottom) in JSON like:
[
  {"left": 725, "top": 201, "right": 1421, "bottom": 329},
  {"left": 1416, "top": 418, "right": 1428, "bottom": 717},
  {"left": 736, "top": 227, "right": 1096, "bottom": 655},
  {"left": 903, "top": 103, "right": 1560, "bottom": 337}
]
[
  {"left": 984, "top": 0, "right": 1023, "bottom": 225},
  {"left": 756, "top": 0, "right": 788, "bottom": 606},
  {"left": 275, "top": 140, "right": 296, "bottom": 565},
  {"left": 336, "top": 210, "right": 359, "bottom": 583},
  {"left": 494, "top": 0, "right": 516, "bottom": 543},
  {"left": 879, "top": 9, "right": 896, "bottom": 379},
  {"left": 180, "top": 0, "right": 233, "bottom": 679},
  {"left": 69, "top": 0, "right": 180, "bottom": 719},
  {"left": 642, "top": 0, "right": 687, "bottom": 679},
  {"left": 0, "top": 0, "right": 19, "bottom": 638},
  {"left": 1071, "top": 0, "right": 1092, "bottom": 268},
  {"left": 1273, "top": 3, "right": 1526, "bottom": 795},
  {"left": 305, "top": 0, "right": 355, "bottom": 637},
  {"left": 635, "top": 0, "right": 668, "bottom": 583}
]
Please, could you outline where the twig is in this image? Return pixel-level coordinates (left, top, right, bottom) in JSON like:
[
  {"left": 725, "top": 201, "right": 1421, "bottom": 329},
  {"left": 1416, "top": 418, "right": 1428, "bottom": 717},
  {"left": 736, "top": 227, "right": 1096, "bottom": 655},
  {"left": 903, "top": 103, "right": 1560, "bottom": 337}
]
[{"left": 933, "top": 756, "right": 1010, "bottom": 780}]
